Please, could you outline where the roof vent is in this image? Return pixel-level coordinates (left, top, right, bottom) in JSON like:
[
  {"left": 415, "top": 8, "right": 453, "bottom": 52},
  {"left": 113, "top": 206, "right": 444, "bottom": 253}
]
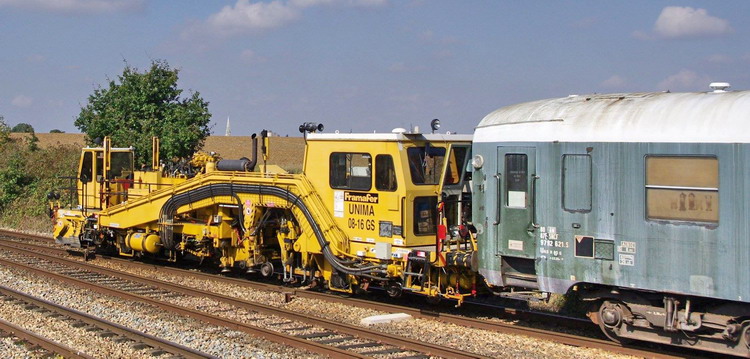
[{"left": 709, "top": 82, "right": 731, "bottom": 93}]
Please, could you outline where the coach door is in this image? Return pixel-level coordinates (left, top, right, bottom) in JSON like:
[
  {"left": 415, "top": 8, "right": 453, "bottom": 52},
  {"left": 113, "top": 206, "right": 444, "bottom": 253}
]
[{"left": 495, "top": 147, "right": 537, "bottom": 259}]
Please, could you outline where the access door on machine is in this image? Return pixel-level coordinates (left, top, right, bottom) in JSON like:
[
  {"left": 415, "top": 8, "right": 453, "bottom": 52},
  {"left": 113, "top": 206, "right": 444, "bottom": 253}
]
[{"left": 494, "top": 146, "right": 537, "bottom": 259}]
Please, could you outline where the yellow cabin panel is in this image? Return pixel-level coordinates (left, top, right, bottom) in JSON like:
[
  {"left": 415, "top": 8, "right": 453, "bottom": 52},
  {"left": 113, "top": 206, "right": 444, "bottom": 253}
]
[{"left": 302, "top": 132, "right": 472, "bottom": 260}]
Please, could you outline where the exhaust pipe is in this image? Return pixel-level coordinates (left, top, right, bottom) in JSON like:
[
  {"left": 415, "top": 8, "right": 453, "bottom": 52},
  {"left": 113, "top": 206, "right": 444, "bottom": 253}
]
[
  {"left": 215, "top": 134, "right": 258, "bottom": 172},
  {"left": 247, "top": 134, "right": 258, "bottom": 171}
]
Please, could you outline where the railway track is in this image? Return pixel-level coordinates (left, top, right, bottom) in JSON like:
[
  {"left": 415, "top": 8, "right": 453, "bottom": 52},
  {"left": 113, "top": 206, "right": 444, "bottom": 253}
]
[
  {"left": 0, "top": 230, "right": 708, "bottom": 359},
  {"left": 0, "top": 285, "right": 213, "bottom": 359},
  {"left": 0, "top": 313, "right": 91, "bottom": 359},
  {"left": 0, "top": 234, "right": 489, "bottom": 359}
]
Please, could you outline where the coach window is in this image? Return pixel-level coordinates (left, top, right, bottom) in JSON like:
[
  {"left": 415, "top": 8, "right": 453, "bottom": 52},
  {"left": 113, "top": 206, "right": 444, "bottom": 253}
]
[
  {"left": 407, "top": 146, "right": 446, "bottom": 185},
  {"left": 375, "top": 155, "right": 397, "bottom": 191},
  {"left": 562, "top": 154, "right": 592, "bottom": 212},
  {"left": 505, "top": 154, "right": 528, "bottom": 208},
  {"left": 645, "top": 156, "right": 718, "bottom": 223},
  {"left": 330, "top": 153, "right": 372, "bottom": 191}
]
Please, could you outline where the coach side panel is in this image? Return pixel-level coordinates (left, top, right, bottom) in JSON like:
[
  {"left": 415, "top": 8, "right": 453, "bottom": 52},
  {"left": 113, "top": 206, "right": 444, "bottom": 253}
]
[{"left": 474, "top": 141, "right": 750, "bottom": 302}]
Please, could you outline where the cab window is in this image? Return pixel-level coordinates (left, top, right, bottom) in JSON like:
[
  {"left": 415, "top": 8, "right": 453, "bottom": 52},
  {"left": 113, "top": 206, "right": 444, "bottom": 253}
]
[
  {"left": 407, "top": 146, "right": 446, "bottom": 185},
  {"left": 414, "top": 196, "right": 437, "bottom": 235},
  {"left": 96, "top": 152, "right": 104, "bottom": 182},
  {"left": 110, "top": 152, "right": 134, "bottom": 179},
  {"left": 443, "top": 146, "right": 468, "bottom": 185},
  {"left": 375, "top": 155, "right": 397, "bottom": 191},
  {"left": 80, "top": 152, "right": 93, "bottom": 182},
  {"left": 330, "top": 152, "right": 372, "bottom": 191}
]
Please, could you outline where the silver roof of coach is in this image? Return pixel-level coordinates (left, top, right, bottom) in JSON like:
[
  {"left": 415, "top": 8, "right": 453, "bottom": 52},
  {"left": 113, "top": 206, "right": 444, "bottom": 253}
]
[{"left": 475, "top": 88, "right": 750, "bottom": 143}]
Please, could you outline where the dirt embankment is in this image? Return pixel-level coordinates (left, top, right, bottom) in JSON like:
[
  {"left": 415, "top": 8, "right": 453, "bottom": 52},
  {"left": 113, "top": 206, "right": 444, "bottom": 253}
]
[{"left": 10, "top": 133, "right": 306, "bottom": 172}]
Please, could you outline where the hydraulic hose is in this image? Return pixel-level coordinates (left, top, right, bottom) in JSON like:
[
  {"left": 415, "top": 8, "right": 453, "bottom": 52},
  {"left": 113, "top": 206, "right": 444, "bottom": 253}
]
[{"left": 159, "top": 183, "right": 387, "bottom": 279}]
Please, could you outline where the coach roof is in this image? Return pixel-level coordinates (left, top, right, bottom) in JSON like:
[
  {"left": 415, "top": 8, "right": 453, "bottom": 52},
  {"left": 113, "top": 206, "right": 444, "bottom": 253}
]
[{"left": 475, "top": 89, "right": 750, "bottom": 143}]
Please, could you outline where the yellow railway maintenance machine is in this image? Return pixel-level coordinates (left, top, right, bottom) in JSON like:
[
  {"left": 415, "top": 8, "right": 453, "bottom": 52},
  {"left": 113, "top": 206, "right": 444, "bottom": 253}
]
[{"left": 50, "top": 123, "right": 478, "bottom": 304}]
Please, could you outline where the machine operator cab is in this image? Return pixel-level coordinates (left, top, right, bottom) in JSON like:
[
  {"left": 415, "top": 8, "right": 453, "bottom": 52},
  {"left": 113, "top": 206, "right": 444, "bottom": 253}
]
[
  {"left": 77, "top": 143, "right": 135, "bottom": 211},
  {"left": 51, "top": 137, "right": 177, "bottom": 247},
  {"left": 301, "top": 126, "right": 474, "bottom": 264}
]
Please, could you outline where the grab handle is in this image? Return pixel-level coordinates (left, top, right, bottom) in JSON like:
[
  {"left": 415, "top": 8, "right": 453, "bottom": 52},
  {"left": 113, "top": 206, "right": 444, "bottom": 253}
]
[
  {"left": 529, "top": 175, "right": 540, "bottom": 231},
  {"left": 493, "top": 173, "right": 501, "bottom": 225}
]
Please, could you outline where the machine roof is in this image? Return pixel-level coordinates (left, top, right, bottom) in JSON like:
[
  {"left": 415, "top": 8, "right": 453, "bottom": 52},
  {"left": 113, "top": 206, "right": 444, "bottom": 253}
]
[{"left": 307, "top": 132, "right": 472, "bottom": 143}]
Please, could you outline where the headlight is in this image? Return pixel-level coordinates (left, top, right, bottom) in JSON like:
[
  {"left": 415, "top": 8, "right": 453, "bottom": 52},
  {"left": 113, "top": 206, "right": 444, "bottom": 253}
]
[{"left": 471, "top": 154, "right": 484, "bottom": 169}]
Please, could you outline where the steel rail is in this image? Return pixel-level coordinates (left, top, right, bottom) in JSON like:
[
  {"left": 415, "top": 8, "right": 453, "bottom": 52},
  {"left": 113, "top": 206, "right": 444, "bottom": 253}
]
[
  {"left": 0, "top": 239, "right": 488, "bottom": 359},
  {"left": 0, "top": 285, "right": 215, "bottom": 359},
  {"left": 0, "top": 253, "right": 362, "bottom": 359},
  {"left": 0, "top": 230, "right": 701, "bottom": 359},
  {"left": 0, "top": 316, "right": 94, "bottom": 359},
  {"left": 129, "top": 262, "right": 695, "bottom": 359}
]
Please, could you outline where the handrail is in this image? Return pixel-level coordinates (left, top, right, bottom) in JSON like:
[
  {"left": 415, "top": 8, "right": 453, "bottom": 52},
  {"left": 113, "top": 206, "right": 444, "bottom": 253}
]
[
  {"left": 529, "top": 174, "right": 540, "bottom": 231},
  {"left": 493, "top": 173, "right": 501, "bottom": 225}
]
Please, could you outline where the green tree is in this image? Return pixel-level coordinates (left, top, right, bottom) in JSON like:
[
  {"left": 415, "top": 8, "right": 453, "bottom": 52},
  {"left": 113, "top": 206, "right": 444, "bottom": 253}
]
[
  {"left": 0, "top": 156, "right": 26, "bottom": 210},
  {"left": 0, "top": 116, "right": 9, "bottom": 144},
  {"left": 11, "top": 123, "right": 34, "bottom": 133},
  {"left": 74, "top": 60, "right": 211, "bottom": 166},
  {"left": 50, "top": 129, "right": 65, "bottom": 133},
  {"left": 26, "top": 132, "right": 39, "bottom": 152}
]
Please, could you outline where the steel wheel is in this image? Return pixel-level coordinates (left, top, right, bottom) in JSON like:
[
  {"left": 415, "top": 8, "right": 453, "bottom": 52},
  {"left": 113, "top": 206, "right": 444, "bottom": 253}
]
[{"left": 597, "top": 300, "right": 633, "bottom": 345}]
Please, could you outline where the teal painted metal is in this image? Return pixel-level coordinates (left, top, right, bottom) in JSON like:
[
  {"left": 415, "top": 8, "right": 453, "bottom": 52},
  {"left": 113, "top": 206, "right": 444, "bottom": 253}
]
[
  {"left": 494, "top": 146, "right": 536, "bottom": 259},
  {"left": 473, "top": 140, "right": 749, "bottom": 303}
]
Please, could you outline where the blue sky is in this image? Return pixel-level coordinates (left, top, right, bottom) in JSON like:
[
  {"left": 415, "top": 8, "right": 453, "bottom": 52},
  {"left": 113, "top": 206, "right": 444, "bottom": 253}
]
[{"left": 1, "top": 1, "right": 748, "bottom": 136}]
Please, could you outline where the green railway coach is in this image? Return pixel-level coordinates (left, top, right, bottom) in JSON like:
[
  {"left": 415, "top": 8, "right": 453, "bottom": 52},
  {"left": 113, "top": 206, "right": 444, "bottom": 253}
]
[{"left": 471, "top": 83, "right": 750, "bottom": 356}]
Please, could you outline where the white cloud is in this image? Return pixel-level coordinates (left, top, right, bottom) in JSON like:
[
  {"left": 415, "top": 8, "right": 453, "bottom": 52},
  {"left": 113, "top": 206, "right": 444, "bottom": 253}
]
[
  {"left": 706, "top": 54, "right": 733, "bottom": 64},
  {"left": 601, "top": 75, "right": 627, "bottom": 89},
  {"left": 182, "top": 0, "right": 387, "bottom": 40},
  {"left": 11, "top": 95, "right": 33, "bottom": 108},
  {"left": 291, "top": 0, "right": 387, "bottom": 8},
  {"left": 240, "top": 49, "right": 267, "bottom": 64},
  {"left": 653, "top": 7, "right": 732, "bottom": 39},
  {"left": 0, "top": 0, "right": 144, "bottom": 14},
  {"left": 658, "top": 70, "right": 710, "bottom": 91},
  {"left": 203, "top": 0, "right": 301, "bottom": 37}
]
